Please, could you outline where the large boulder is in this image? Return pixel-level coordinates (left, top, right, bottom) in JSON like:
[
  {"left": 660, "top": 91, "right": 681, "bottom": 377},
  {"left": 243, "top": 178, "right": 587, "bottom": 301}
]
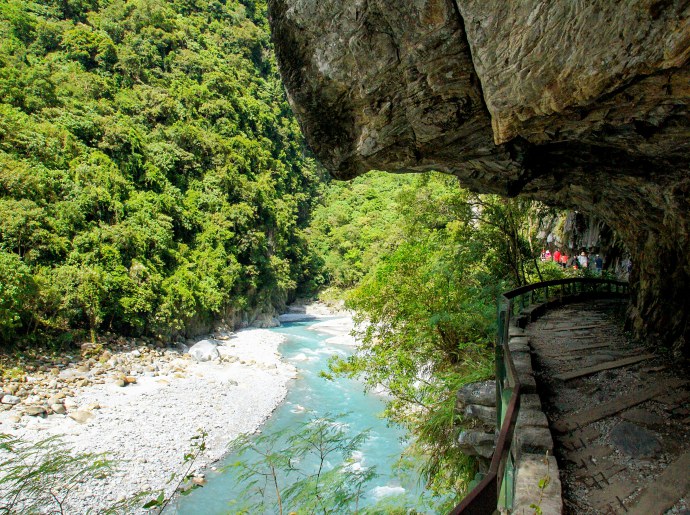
[
  {"left": 251, "top": 313, "right": 280, "bottom": 328},
  {"left": 268, "top": 0, "right": 690, "bottom": 353},
  {"left": 68, "top": 410, "right": 93, "bottom": 424},
  {"left": 188, "top": 340, "right": 220, "bottom": 362},
  {"left": 457, "top": 380, "right": 496, "bottom": 409}
]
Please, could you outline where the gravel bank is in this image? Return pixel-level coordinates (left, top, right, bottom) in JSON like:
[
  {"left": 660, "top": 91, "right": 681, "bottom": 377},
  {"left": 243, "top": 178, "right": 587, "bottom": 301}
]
[{"left": 0, "top": 328, "right": 297, "bottom": 512}]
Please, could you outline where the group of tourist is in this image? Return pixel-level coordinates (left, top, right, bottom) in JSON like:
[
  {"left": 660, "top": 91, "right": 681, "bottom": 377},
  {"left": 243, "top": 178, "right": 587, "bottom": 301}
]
[{"left": 540, "top": 248, "right": 604, "bottom": 274}]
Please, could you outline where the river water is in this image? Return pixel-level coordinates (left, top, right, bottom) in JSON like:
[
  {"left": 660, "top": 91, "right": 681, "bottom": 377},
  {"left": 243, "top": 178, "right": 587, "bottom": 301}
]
[{"left": 172, "top": 317, "right": 429, "bottom": 513}]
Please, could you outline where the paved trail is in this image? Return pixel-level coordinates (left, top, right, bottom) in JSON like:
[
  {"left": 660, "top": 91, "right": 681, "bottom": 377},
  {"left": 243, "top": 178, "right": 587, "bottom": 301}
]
[{"left": 526, "top": 300, "right": 690, "bottom": 514}]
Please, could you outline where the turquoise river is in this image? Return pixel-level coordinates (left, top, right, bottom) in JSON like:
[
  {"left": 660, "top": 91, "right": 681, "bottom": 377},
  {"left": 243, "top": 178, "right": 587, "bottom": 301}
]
[{"left": 172, "top": 317, "right": 431, "bottom": 513}]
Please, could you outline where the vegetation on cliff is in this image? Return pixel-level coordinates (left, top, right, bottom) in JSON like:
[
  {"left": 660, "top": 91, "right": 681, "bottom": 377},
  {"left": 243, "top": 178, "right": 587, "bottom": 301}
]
[{"left": 0, "top": 0, "right": 324, "bottom": 346}]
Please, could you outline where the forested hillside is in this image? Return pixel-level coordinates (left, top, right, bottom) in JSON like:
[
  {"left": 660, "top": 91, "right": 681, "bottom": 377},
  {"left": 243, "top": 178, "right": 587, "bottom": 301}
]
[{"left": 0, "top": 0, "right": 324, "bottom": 346}]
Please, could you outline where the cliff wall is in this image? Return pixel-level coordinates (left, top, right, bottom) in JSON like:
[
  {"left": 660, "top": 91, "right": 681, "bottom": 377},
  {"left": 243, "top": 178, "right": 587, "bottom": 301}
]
[{"left": 268, "top": 0, "right": 690, "bottom": 353}]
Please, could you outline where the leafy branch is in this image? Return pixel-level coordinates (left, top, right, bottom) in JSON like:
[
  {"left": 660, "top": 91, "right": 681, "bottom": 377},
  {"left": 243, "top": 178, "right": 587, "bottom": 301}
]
[
  {"left": 226, "top": 414, "right": 378, "bottom": 514},
  {"left": 529, "top": 451, "right": 552, "bottom": 515},
  {"left": 0, "top": 433, "right": 114, "bottom": 515}
]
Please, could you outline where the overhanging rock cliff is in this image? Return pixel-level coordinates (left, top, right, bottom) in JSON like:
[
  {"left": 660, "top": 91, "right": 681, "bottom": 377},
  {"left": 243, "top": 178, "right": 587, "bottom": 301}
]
[{"left": 268, "top": 0, "right": 690, "bottom": 353}]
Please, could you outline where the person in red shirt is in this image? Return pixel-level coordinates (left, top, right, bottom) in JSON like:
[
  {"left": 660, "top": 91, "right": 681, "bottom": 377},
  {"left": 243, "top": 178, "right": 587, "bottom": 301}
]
[{"left": 553, "top": 249, "right": 561, "bottom": 265}]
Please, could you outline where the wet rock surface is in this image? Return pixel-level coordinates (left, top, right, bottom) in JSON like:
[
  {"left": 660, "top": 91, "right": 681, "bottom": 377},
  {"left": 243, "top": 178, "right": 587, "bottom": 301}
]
[{"left": 610, "top": 421, "right": 662, "bottom": 459}]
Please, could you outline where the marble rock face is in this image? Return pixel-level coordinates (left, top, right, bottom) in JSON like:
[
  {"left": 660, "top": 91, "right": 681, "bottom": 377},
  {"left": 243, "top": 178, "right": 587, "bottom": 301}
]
[{"left": 268, "top": 0, "right": 690, "bottom": 352}]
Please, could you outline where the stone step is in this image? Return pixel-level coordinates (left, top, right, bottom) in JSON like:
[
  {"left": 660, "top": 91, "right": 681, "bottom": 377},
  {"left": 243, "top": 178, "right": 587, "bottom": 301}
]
[
  {"left": 575, "top": 460, "right": 626, "bottom": 487},
  {"left": 550, "top": 323, "right": 609, "bottom": 332},
  {"left": 654, "top": 388, "right": 690, "bottom": 409},
  {"left": 556, "top": 426, "right": 599, "bottom": 451},
  {"left": 537, "top": 343, "right": 611, "bottom": 357},
  {"left": 627, "top": 450, "right": 690, "bottom": 514},
  {"left": 619, "top": 408, "right": 666, "bottom": 429},
  {"left": 589, "top": 476, "right": 639, "bottom": 513},
  {"left": 562, "top": 445, "right": 613, "bottom": 468}
]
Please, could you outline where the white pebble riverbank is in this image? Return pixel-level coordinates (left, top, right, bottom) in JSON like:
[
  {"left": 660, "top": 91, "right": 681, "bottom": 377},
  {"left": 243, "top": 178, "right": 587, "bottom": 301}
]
[{"left": 0, "top": 328, "right": 298, "bottom": 512}]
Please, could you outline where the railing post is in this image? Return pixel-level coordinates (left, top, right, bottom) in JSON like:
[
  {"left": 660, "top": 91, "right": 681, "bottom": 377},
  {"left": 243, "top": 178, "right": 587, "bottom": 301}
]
[
  {"left": 496, "top": 306, "right": 504, "bottom": 428},
  {"left": 504, "top": 300, "right": 510, "bottom": 349}
]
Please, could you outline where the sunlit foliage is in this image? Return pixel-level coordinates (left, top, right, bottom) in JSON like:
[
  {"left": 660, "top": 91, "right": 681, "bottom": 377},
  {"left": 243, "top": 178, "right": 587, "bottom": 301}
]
[
  {"left": 0, "top": 0, "right": 325, "bottom": 345},
  {"left": 311, "top": 172, "right": 560, "bottom": 504}
]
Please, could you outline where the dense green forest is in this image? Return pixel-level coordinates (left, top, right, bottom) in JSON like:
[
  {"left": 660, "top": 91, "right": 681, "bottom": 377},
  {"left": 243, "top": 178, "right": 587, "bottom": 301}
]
[{"left": 0, "top": 0, "right": 325, "bottom": 346}]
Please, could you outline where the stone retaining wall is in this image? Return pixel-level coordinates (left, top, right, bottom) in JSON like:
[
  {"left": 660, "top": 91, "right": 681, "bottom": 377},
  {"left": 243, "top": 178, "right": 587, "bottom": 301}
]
[
  {"left": 509, "top": 322, "right": 563, "bottom": 514},
  {"left": 455, "top": 320, "right": 563, "bottom": 513}
]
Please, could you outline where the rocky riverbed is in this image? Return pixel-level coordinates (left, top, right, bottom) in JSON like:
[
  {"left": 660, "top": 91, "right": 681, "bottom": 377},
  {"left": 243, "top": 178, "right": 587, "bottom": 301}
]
[{"left": 0, "top": 324, "right": 305, "bottom": 512}]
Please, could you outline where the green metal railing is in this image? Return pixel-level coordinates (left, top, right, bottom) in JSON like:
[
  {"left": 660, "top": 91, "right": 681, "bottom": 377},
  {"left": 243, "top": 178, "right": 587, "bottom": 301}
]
[{"left": 450, "top": 277, "right": 629, "bottom": 515}]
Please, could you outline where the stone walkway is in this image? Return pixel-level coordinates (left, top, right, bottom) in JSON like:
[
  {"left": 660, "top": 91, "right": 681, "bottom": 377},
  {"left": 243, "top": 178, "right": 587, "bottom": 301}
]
[{"left": 526, "top": 299, "right": 690, "bottom": 514}]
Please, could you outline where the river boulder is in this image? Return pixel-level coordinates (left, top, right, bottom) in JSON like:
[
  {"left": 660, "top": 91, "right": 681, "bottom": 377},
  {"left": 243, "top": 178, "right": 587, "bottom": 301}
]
[{"left": 188, "top": 340, "right": 220, "bottom": 362}]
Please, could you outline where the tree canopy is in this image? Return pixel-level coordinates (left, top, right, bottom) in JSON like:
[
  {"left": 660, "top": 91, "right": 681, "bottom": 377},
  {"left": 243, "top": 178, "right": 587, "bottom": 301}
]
[{"left": 0, "top": 0, "right": 325, "bottom": 345}]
